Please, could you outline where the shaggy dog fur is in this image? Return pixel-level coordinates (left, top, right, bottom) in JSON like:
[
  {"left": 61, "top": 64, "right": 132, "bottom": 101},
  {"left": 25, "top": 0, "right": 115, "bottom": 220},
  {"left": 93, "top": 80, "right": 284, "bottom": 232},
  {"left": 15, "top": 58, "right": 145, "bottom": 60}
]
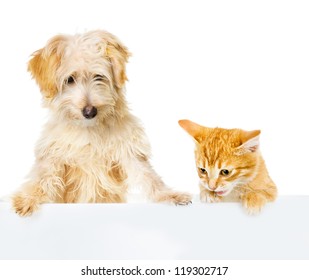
[{"left": 12, "top": 30, "right": 192, "bottom": 216}]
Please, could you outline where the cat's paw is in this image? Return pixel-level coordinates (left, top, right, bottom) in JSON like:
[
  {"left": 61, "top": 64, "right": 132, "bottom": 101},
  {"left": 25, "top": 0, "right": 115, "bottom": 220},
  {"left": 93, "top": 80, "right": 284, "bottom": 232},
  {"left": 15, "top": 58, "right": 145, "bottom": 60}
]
[
  {"left": 200, "top": 190, "right": 222, "bottom": 203},
  {"left": 242, "top": 193, "right": 266, "bottom": 215},
  {"left": 12, "top": 193, "right": 40, "bottom": 217}
]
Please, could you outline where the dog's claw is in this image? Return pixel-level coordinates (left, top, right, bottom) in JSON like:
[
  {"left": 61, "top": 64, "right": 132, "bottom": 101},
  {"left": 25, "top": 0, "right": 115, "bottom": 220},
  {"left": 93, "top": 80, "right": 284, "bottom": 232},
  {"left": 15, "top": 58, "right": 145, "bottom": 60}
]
[{"left": 176, "top": 200, "right": 192, "bottom": 206}]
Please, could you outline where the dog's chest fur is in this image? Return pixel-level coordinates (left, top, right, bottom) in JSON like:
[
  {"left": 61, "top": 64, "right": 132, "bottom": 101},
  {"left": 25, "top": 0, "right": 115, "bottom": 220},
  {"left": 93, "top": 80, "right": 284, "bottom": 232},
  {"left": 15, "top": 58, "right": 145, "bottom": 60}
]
[{"left": 34, "top": 117, "right": 150, "bottom": 202}]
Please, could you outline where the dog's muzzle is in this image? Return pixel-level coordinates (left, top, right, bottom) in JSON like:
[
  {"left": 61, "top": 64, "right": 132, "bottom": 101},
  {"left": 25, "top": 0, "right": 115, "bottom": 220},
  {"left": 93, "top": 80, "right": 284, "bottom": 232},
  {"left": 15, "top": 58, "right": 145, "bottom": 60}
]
[{"left": 82, "top": 106, "right": 98, "bottom": 119}]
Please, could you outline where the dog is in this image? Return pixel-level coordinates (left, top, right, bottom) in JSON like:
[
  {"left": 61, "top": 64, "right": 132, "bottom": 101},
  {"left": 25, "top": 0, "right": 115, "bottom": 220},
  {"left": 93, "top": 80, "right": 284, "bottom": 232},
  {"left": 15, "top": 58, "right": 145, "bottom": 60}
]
[{"left": 12, "top": 30, "right": 192, "bottom": 216}]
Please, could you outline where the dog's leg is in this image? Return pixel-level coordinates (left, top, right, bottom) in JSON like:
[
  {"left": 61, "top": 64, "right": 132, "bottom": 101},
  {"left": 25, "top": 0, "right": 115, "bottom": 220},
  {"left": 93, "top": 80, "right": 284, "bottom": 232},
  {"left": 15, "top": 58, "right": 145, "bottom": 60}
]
[
  {"left": 12, "top": 182, "right": 51, "bottom": 217},
  {"left": 134, "top": 159, "right": 192, "bottom": 205},
  {"left": 12, "top": 161, "right": 64, "bottom": 216}
]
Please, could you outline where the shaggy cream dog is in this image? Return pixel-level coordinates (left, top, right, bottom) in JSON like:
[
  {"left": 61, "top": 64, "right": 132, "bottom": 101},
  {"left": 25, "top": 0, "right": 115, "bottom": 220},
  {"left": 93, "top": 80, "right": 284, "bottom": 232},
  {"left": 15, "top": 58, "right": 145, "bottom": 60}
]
[{"left": 13, "top": 30, "right": 191, "bottom": 216}]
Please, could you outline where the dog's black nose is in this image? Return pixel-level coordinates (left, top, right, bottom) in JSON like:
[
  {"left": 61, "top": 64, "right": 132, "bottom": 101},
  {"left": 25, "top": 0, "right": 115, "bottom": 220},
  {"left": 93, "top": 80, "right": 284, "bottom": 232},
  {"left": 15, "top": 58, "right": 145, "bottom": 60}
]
[{"left": 82, "top": 106, "right": 97, "bottom": 119}]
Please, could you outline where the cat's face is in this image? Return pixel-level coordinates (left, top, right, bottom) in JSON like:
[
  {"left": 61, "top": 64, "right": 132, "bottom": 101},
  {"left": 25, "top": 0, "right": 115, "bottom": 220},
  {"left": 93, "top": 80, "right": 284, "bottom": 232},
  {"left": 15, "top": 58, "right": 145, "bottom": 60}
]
[{"left": 179, "top": 120, "right": 261, "bottom": 197}]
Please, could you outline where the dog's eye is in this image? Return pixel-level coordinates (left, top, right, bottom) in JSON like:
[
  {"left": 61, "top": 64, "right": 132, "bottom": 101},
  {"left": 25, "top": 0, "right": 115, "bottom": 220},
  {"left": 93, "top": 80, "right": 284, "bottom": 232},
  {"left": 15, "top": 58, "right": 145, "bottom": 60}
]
[
  {"left": 94, "top": 75, "right": 106, "bottom": 82},
  {"left": 66, "top": 76, "right": 75, "bottom": 84}
]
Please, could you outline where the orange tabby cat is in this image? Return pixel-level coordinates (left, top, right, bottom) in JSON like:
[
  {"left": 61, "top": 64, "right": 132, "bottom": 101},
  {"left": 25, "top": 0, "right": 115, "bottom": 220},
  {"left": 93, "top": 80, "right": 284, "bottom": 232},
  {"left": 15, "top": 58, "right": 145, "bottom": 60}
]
[{"left": 179, "top": 119, "right": 277, "bottom": 214}]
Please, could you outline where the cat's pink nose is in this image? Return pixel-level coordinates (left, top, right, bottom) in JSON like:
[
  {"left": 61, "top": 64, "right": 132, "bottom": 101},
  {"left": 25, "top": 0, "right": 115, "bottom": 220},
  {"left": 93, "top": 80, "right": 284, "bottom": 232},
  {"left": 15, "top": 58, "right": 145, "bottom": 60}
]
[{"left": 208, "top": 179, "right": 217, "bottom": 190}]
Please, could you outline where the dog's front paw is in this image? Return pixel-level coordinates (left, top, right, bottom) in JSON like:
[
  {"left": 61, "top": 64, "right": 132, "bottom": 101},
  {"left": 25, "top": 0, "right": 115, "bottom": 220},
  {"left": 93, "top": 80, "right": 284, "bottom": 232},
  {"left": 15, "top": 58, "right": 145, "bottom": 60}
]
[
  {"left": 242, "top": 193, "right": 266, "bottom": 215},
  {"left": 157, "top": 191, "right": 192, "bottom": 205},
  {"left": 173, "top": 192, "right": 192, "bottom": 206},
  {"left": 12, "top": 193, "right": 40, "bottom": 217},
  {"left": 200, "top": 189, "right": 222, "bottom": 203}
]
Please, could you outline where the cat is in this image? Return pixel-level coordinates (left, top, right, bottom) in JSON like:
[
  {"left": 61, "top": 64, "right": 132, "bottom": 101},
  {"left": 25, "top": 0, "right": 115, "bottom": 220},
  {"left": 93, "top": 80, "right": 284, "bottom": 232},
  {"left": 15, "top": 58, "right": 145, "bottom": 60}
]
[{"left": 178, "top": 119, "right": 277, "bottom": 214}]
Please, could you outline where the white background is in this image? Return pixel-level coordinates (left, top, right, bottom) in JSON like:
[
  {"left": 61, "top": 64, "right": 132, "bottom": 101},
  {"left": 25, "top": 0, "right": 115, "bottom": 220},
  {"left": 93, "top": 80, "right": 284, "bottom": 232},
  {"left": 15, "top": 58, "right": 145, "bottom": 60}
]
[{"left": 0, "top": 0, "right": 308, "bottom": 199}]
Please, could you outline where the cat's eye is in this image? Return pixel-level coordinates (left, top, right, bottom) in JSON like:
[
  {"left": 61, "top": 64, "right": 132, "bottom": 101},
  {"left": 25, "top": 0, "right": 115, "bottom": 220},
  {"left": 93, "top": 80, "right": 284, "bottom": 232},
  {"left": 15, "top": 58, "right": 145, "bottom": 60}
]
[
  {"left": 220, "top": 169, "right": 230, "bottom": 176},
  {"left": 66, "top": 76, "right": 75, "bottom": 85},
  {"left": 199, "top": 168, "right": 207, "bottom": 174}
]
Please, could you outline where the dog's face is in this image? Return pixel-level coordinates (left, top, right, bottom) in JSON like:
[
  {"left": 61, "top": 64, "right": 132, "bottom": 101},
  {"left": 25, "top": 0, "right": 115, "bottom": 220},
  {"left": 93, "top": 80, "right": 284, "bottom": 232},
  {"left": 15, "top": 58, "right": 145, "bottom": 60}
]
[{"left": 28, "top": 30, "right": 130, "bottom": 125}]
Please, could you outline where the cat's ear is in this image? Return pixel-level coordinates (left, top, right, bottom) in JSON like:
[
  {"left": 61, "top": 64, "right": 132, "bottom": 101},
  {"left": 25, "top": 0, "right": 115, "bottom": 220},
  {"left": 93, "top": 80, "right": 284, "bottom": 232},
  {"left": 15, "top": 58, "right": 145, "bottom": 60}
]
[
  {"left": 178, "top": 119, "right": 203, "bottom": 141},
  {"left": 236, "top": 130, "right": 261, "bottom": 154}
]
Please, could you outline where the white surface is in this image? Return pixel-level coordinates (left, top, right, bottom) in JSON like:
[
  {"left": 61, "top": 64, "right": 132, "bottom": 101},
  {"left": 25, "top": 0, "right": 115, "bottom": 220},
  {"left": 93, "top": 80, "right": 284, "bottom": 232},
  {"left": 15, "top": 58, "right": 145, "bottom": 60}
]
[
  {"left": 0, "top": 196, "right": 308, "bottom": 260},
  {"left": 1, "top": 1, "right": 309, "bottom": 199}
]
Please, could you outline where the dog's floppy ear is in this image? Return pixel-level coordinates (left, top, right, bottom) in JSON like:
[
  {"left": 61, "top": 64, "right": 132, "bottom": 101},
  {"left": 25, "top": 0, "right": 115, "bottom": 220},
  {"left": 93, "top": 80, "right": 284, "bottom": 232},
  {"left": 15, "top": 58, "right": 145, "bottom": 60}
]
[
  {"left": 104, "top": 33, "right": 130, "bottom": 89},
  {"left": 28, "top": 35, "right": 65, "bottom": 98}
]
